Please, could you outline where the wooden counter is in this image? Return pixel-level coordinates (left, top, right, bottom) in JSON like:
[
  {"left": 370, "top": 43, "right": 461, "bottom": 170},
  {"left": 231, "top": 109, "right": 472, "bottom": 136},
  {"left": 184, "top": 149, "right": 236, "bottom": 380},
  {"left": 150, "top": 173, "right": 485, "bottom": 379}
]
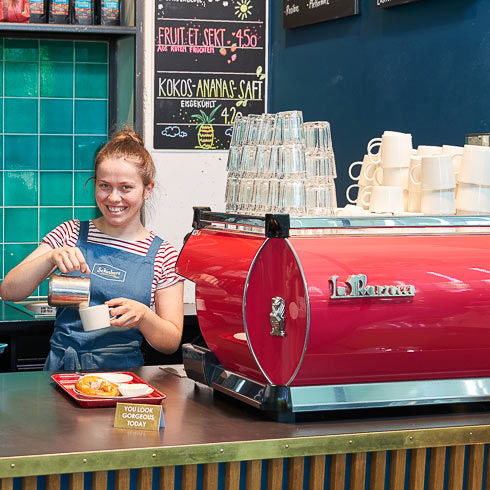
[{"left": 1, "top": 366, "right": 490, "bottom": 489}]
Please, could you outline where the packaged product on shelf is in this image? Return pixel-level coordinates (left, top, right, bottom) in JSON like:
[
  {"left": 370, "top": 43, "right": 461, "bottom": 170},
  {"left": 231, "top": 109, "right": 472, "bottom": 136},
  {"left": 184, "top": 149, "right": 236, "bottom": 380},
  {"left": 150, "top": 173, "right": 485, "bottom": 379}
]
[
  {"left": 72, "top": 0, "right": 94, "bottom": 24},
  {"left": 97, "top": 0, "right": 119, "bottom": 26},
  {"left": 48, "top": 0, "right": 70, "bottom": 23},
  {"left": 0, "top": 0, "right": 29, "bottom": 22},
  {"left": 28, "top": 0, "right": 48, "bottom": 22}
]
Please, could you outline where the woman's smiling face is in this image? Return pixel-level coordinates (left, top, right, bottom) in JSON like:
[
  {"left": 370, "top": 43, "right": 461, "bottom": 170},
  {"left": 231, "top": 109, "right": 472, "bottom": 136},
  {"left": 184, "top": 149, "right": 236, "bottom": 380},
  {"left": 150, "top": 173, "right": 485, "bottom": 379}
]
[{"left": 95, "top": 157, "right": 153, "bottom": 229}]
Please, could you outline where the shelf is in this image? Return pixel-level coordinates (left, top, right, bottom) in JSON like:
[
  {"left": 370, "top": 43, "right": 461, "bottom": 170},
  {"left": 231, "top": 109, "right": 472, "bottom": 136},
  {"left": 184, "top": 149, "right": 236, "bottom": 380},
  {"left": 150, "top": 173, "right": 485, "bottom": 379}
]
[{"left": 0, "top": 22, "right": 136, "bottom": 37}]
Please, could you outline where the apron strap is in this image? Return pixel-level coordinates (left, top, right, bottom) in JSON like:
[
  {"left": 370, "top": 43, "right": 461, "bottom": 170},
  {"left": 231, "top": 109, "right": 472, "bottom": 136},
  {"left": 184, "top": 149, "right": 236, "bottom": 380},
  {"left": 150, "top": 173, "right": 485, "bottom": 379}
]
[
  {"left": 146, "top": 235, "right": 163, "bottom": 260},
  {"left": 79, "top": 220, "right": 89, "bottom": 243}
]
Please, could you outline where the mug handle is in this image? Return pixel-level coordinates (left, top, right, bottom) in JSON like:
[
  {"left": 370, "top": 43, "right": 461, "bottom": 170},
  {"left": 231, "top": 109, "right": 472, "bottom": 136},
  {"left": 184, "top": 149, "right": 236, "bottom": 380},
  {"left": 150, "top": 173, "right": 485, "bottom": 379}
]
[
  {"left": 348, "top": 161, "right": 363, "bottom": 181},
  {"left": 367, "top": 137, "right": 382, "bottom": 164},
  {"left": 363, "top": 162, "right": 377, "bottom": 182},
  {"left": 346, "top": 184, "right": 360, "bottom": 203},
  {"left": 410, "top": 163, "right": 422, "bottom": 186},
  {"left": 374, "top": 167, "right": 383, "bottom": 186},
  {"left": 360, "top": 186, "right": 373, "bottom": 208}
]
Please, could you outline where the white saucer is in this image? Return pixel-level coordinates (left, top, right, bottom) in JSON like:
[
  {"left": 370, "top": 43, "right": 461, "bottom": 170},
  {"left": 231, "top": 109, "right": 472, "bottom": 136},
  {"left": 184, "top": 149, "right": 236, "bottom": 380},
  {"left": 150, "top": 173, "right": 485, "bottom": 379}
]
[{"left": 96, "top": 373, "right": 133, "bottom": 384}]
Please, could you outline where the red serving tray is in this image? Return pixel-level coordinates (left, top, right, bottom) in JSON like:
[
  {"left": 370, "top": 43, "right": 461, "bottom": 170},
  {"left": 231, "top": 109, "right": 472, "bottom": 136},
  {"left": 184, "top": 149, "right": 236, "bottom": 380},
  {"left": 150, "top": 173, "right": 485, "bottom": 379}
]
[{"left": 51, "top": 372, "right": 166, "bottom": 408}]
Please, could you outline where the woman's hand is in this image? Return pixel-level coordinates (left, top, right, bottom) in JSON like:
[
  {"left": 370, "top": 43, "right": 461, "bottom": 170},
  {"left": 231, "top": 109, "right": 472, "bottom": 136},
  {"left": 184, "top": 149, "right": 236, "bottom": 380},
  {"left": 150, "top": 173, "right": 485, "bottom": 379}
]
[
  {"left": 51, "top": 246, "right": 90, "bottom": 274},
  {"left": 106, "top": 298, "right": 148, "bottom": 328}
]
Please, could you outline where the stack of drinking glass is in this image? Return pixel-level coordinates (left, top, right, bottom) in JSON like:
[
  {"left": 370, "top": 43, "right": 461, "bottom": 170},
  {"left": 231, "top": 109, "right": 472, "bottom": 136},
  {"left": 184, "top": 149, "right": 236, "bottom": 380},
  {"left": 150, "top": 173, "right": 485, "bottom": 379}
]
[{"left": 225, "top": 111, "right": 337, "bottom": 216}]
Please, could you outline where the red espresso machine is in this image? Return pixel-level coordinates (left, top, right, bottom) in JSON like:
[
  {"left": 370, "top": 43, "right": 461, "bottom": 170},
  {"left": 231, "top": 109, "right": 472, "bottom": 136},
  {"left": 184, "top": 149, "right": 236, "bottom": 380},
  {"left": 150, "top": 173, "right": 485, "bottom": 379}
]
[{"left": 176, "top": 208, "right": 490, "bottom": 417}]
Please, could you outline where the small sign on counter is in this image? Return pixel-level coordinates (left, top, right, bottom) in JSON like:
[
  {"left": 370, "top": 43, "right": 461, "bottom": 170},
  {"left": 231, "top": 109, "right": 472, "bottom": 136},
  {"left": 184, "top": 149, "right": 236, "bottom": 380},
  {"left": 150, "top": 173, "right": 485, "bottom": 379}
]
[
  {"left": 375, "top": 0, "right": 422, "bottom": 8},
  {"left": 283, "top": 0, "right": 359, "bottom": 29},
  {"left": 114, "top": 403, "right": 165, "bottom": 431}
]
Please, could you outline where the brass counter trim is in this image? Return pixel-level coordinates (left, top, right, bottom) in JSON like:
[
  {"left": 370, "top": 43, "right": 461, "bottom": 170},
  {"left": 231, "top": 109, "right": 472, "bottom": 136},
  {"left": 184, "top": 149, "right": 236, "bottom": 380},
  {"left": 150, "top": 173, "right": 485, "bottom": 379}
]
[{"left": 1, "top": 423, "right": 490, "bottom": 478}]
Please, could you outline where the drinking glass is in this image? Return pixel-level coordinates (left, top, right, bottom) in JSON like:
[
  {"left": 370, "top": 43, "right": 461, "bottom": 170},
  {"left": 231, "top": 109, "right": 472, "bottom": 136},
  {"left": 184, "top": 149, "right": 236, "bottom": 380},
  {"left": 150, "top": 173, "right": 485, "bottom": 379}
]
[
  {"left": 240, "top": 144, "right": 258, "bottom": 178},
  {"left": 278, "top": 179, "right": 306, "bottom": 215},
  {"left": 254, "top": 178, "right": 270, "bottom": 214},
  {"left": 305, "top": 181, "right": 337, "bottom": 216},
  {"left": 267, "top": 179, "right": 282, "bottom": 212},
  {"left": 254, "top": 145, "right": 272, "bottom": 177},
  {"left": 266, "top": 145, "right": 281, "bottom": 177},
  {"left": 225, "top": 177, "right": 240, "bottom": 212},
  {"left": 306, "top": 150, "right": 336, "bottom": 181},
  {"left": 256, "top": 113, "right": 277, "bottom": 145},
  {"left": 226, "top": 145, "right": 242, "bottom": 174},
  {"left": 278, "top": 144, "right": 307, "bottom": 179},
  {"left": 230, "top": 115, "right": 247, "bottom": 147},
  {"left": 304, "top": 121, "right": 333, "bottom": 152},
  {"left": 244, "top": 114, "right": 262, "bottom": 144},
  {"left": 274, "top": 110, "right": 304, "bottom": 145},
  {"left": 237, "top": 178, "right": 255, "bottom": 214}
]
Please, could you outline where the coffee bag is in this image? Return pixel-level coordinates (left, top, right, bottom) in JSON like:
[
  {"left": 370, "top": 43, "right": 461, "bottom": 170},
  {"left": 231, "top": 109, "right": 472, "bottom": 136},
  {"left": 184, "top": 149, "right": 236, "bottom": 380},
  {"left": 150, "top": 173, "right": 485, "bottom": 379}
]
[{"left": 49, "top": 0, "right": 70, "bottom": 24}]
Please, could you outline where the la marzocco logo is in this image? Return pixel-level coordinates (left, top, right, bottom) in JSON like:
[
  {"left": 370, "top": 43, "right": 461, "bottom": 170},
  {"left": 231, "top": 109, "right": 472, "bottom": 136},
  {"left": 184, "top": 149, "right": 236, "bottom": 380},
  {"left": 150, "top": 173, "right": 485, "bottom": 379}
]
[
  {"left": 92, "top": 264, "right": 126, "bottom": 282},
  {"left": 330, "top": 274, "right": 415, "bottom": 299}
]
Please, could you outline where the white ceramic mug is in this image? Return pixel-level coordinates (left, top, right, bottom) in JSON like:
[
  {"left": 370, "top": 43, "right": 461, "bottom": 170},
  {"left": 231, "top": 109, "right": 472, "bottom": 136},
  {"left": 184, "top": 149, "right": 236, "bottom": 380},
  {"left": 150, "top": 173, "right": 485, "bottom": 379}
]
[
  {"left": 79, "top": 304, "right": 112, "bottom": 332},
  {"left": 374, "top": 167, "right": 409, "bottom": 188},
  {"left": 410, "top": 154, "right": 456, "bottom": 190},
  {"left": 349, "top": 155, "right": 377, "bottom": 186},
  {"left": 458, "top": 145, "right": 490, "bottom": 186},
  {"left": 362, "top": 185, "right": 404, "bottom": 214},
  {"left": 421, "top": 189, "right": 456, "bottom": 215},
  {"left": 456, "top": 182, "right": 490, "bottom": 213},
  {"left": 407, "top": 190, "right": 422, "bottom": 213},
  {"left": 367, "top": 131, "right": 413, "bottom": 166},
  {"left": 408, "top": 156, "right": 422, "bottom": 193},
  {"left": 416, "top": 145, "right": 442, "bottom": 156},
  {"left": 441, "top": 145, "right": 463, "bottom": 174},
  {"left": 346, "top": 184, "right": 373, "bottom": 207},
  {"left": 367, "top": 131, "right": 412, "bottom": 167}
]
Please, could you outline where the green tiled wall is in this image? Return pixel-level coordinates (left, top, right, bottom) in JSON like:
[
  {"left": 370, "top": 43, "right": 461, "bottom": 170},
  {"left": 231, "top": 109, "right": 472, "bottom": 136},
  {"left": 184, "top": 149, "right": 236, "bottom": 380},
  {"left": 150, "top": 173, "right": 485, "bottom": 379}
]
[{"left": 0, "top": 38, "right": 109, "bottom": 297}]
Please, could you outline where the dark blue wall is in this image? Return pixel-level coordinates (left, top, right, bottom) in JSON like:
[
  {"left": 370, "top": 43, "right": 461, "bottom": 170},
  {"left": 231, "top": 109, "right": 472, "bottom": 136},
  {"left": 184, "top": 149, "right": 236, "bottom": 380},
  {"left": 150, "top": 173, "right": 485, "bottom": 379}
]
[{"left": 269, "top": 0, "right": 489, "bottom": 206}]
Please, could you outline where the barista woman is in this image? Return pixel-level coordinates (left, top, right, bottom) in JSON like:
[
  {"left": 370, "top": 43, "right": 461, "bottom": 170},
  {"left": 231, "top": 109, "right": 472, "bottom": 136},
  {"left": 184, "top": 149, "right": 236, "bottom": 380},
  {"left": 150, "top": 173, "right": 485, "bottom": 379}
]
[{"left": 0, "top": 129, "right": 184, "bottom": 370}]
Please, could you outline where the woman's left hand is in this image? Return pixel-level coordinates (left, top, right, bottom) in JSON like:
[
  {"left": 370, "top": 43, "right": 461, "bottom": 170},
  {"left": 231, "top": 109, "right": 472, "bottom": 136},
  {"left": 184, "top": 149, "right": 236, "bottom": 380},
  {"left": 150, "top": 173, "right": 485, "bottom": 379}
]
[{"left": 106, "top": 298, "right": 148, "bottom": 328}]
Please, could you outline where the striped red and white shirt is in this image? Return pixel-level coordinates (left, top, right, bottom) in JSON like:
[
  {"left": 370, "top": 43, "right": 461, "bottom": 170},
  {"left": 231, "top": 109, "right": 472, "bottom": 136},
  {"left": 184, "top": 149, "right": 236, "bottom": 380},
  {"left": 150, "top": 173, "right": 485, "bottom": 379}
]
[{"left": 42, "top": 220, "right": 183, "bottom": 306}]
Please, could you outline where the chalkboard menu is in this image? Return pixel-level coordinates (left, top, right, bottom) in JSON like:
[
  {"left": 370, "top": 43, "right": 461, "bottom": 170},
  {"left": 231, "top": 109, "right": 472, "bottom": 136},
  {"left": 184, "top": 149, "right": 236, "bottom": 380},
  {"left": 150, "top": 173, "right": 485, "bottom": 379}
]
[
  {"left": 154, "top": 0, "right": 268, "bottom": 151},
  {"left": 283, "top": 0, "right": 359, "bottom": 29},
  {"left": 375, "top": 0, "right": 421, "bottom": 8}
]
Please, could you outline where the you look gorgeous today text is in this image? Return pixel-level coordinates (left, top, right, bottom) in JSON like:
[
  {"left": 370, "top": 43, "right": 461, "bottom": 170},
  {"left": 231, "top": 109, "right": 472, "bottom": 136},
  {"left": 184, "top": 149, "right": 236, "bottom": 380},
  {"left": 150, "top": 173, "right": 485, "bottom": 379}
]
[{"left": 121, "top": 405, "right": 155, "bottom": 427}]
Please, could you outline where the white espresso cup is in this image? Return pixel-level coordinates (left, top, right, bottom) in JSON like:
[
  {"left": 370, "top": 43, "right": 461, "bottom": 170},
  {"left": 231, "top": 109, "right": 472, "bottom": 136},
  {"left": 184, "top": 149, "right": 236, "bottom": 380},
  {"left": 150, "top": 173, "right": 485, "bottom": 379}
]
[
  {"left": 362, "top": 185, "right": 404, "bottom": 214},
  {"left": 374, "top": 167, "right": 409, "bottom": 188},
  {"left": 346, "top": 184, "right": 373, "bottom": 207},
  {"left": 349, "top": 155, "right": 377, "bottom": 186},
  {"left": 416, "top": 145, "right": 442, "bottom": 156},
  {"left": 456, "top": 182, "right": 490, "bottom": 213},
  {"left": 421, "top": 189, "right": 456, "bottom": 215},
  {"left": 367, "top": 131, "right": 413, "bottom": 167},
  {"left": 410, "top": 154, "right": 456, "bottom": 190},
  {"left": 408, "top": 190, "right": 422, "bottom": 213},
  {"left": 458, "top": 145, "right": 490, "bottom": 186},
  {"left": 408, "top": 156, "right": 422, "bottom": 193},
  {"left": 441, "top": 145, "right": 463, "bottom": 174},
  {"left": 79, "top": 304, "right": 112, "bottom": 332}
]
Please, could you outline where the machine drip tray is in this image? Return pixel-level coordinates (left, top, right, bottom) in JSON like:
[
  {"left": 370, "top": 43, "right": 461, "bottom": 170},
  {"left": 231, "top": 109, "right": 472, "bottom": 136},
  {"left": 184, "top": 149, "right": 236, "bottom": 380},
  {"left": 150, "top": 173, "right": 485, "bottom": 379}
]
[{"left": 182, "top": 343, "right": 490, "bottom": 416}]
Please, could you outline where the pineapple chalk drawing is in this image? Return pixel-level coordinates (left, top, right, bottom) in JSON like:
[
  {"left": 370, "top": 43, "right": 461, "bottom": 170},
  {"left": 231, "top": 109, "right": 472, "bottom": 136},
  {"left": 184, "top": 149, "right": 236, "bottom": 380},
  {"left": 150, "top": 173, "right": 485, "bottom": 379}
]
[{"left": 192, "top": 104, "right": 222, "bottom": 149}]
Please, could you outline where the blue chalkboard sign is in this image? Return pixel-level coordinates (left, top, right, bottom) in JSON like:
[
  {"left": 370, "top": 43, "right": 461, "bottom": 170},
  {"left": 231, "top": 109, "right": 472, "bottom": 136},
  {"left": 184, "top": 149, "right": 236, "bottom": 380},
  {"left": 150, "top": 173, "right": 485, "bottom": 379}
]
[{"left": 283, "top": 0, "right": 359, "bottom": 29}]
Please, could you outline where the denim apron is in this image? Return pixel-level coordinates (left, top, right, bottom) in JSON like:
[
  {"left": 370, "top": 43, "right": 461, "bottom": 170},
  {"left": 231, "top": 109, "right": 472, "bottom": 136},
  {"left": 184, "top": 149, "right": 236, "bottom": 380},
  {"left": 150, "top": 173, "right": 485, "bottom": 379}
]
[{"left": 44, "top": 221, "right": 163, "bottom": 371}]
